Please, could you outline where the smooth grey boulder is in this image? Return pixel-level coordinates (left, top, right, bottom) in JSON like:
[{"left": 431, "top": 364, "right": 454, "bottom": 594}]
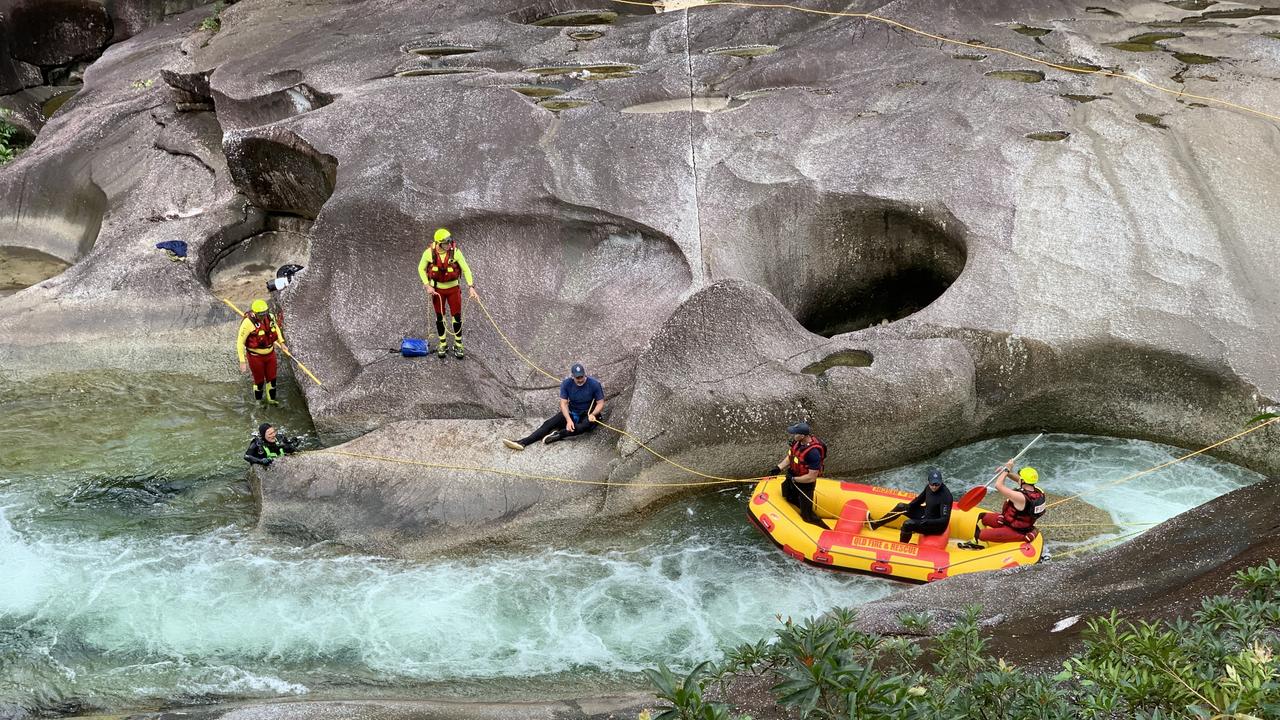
[
  {"left": 253, "top": 419, "right": 617, "bottom": 559},
  {"left": 5, "top": 0, "right": 113, "bottom": 65}
]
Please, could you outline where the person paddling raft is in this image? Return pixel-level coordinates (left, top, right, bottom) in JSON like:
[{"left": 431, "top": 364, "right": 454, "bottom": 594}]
[
  {"left": 237, "top": 298, "right": 287, "bottom": 405},
  {"left": 243, "top": 423, "right": 299, "bottom": 466},
  {"left": 958, "top": 462, "right": 1045, "bottom": 549},
  {"left": 419, "top": 227, "right": 478, "bottom": 359},
  {"left": 767, "top": 422, "right": 827, "bottom": 526},
  {"left": 868, "top": 467, "right": 953, "bottom": 544}
]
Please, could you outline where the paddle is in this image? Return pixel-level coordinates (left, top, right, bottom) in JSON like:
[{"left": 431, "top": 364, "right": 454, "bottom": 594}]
[{"left": 955, "top": 433, "right": 1044, "bottom": 512}]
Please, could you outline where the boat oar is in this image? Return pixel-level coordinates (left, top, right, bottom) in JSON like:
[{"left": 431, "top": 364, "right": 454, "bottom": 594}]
[
  {"left": 955, "top": 433, "right": 1044, "bottom": 512},
  {"left": 218, "top": 297, "right": 324, "bottom": 387}
]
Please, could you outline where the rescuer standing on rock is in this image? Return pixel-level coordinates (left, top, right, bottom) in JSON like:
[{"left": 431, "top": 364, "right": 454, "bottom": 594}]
[
  {"left": 768, "top": 422, "right": 827, "bottom": 526},
  {"left": 419, "top": 227, "right": 478, "bottom": 359},
  {"left": 959, "top": 462, "right": 1046, "bottom": 549},
  {"left": 237, "top": 298, "right": 287, "bottom": 405}
]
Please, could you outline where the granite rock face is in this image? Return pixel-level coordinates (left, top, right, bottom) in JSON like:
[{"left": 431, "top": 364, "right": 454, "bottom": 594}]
[{"left": 1, "top": 0, "right": 1278, "bottom": 554}]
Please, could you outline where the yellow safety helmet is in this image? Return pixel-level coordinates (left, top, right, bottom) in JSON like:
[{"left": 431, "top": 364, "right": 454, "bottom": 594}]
[
  {"left": 1018, "top": 467, "right": 1039, "bottom": 484},
  {"left": 433, "top": 228, "right": 451, "bottom": 243},
  {"left": 251, "top": 299, "right": 269, "bottom": 314}
]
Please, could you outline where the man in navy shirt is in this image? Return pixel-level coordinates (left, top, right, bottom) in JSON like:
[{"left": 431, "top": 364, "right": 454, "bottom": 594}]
[
  {"left": 503, "top": 363, "right": 606, "bottom": 449},
  {"left": 766, "top": 421, "right": 827, "bottom": 526}
]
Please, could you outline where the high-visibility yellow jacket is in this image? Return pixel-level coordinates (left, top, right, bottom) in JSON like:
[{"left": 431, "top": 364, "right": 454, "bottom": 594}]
[
  {"left": 237, "top": 313, "right": 284, "bottom": 362},
  {"left": 418, "top": 244, "right": 474, "bottom": 290}
]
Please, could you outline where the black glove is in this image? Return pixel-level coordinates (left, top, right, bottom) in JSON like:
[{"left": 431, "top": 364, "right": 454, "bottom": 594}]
[{"left": 763, "top": 466, "right": 781, "bottom": 477}]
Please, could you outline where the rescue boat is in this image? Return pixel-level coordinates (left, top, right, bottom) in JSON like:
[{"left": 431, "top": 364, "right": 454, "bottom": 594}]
[{"left": 747, "top": 476, "right": 1043, "bottom": 583}]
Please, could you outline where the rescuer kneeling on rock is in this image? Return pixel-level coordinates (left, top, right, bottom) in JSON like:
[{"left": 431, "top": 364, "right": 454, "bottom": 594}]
[
  {"left": 244, "top": 423, "right": 299, "bottom": 466},
  {"left": 959, "top": 462, "right": 1045, "bottom": 549},
  {"left": 419, "top": 227, "right": 478, "bottom": 360},
  {"left": 237, "top": 298, "right": 287, "bottom": 405},
  {"left": 868, "top": 467, "right": 953, "bottom": 543},
  {"left": 503, "top": 363, "right": 605, "bottom": 449},
  {"left": 768, "top": 422, "right": 826, "bottom": 526}
]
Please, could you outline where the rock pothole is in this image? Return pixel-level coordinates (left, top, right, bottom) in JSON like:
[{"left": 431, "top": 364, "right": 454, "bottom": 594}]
[
  {"left": 208, "top": 221, "right": 312, "bottom": 308},
  {"left": 801, "top": 350, "right": 874, "bottom": 375},
  {"left": 407, "top": 45, "right": 479, "bottom": 57},
  {"left": 745, "top": 194, "right": 967, "bottom": 337},
  {"left": 0, "top": 246, "right": 72, "bottom": 297},
  {"left": 706, "top": 44, "right": 779, "bottom": 58},
  {"left": 985, "top": 69, "right": 1045, "bottom": 83},
  {"left": 522, "top": 63, "right": 639, "bottom": 80},
  {"left": 394, "top": 67, "right": 491, "bottom": 77},
  {"left": 510, "top": 2, "right": 650, "bottom": 26}
]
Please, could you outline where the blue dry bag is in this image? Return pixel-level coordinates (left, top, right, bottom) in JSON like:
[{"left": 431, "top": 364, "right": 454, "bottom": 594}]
[{"left": 400, "top": 337, "right": 430, "bottom": 357}]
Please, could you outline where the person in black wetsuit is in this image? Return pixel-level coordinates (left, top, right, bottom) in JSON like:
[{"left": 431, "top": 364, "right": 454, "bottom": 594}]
[
  {"left": 244, "top": 423, "right": 299, "bottom": 466},
  {"left": 868, "top": 467, "right": 953, "bottom": 544}
]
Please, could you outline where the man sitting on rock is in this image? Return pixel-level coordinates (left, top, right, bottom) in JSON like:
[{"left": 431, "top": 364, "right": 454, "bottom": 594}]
[
  {"left": 244, "top": 423, "right": 300, "bottom": 466},
  {"left": 503, "top": 363, "right": 605, "bottom": 450},
  {"left": 868, "top": 467, "right": 953, "bottom": 544},
  {"left": 767, "top": 421, "right": 827, "bottom": 526},
  {"left": 959, "top": 463, "right": 1045, "bottom": 549}
]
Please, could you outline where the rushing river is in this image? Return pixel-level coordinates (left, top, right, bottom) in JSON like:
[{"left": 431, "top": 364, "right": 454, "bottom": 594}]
[{"left": 0, "top": 371, "right": 1265, "bottom": 714}]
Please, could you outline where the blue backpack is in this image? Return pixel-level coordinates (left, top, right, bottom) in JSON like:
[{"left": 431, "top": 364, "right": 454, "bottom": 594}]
[{"left": 400, "top": 337, "right": 430, "bottom": 357}]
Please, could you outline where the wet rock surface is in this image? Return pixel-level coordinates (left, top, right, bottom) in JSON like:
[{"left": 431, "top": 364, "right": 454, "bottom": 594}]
[
  {"left": 1, "top": 0, "right": 1278, "bottom": 557},
  {"left": 852, "top": 477, "right": 1280, "bottom": 670}
]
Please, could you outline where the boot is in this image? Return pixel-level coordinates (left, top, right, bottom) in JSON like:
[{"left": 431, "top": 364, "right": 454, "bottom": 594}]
[
  {"left": 450, "top": 332, "right": 464, "bottom": 359},
  {"left": 264, "top": 381, "right": 279, "bottom": 406},
  {"left": 253, "top": 383, "right": 264, "bottom": 402},
  {"left": 436, "top": 334, "right": 447, "bottom": 358}
]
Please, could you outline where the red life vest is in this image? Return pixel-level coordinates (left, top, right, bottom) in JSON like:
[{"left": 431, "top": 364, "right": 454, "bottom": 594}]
[
  {"left": 244, "top": 314, "right": 279, "bottom": 350},
  {"left": 787, "top": 437, "right": 827, "bottom": 476},
  {"left": 427, "top": 244, "right": 461, "bottom": 285},
  {"left": 999, "top": 486, "right": 1046, "bottom": 531}
]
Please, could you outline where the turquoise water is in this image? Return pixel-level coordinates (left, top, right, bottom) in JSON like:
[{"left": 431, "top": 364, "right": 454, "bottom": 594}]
[{"left": 0, "top": 372, "right": 1264, "bottom": 714}]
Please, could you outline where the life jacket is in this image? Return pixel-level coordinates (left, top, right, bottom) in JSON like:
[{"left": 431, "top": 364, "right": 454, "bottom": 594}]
[
  {"left": 1000, "top": 486, "right": 1046, "bottom": 531},
  {"left": 426, "top": 243, "right": 461, "bottom": 285},
  {"left": 787, "top": 437, "right": 827, "bottom": 477},
  {"left": 259, "top": 439, "right": 285, "bottom": 459},
  {"left": 244, "top": 313, "right": 279, "bottom": 351}
]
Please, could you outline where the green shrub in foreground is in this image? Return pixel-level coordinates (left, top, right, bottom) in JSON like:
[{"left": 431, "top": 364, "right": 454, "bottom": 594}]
[{"left": 644, "top": 560, "right": 1280, "bottom": 720}]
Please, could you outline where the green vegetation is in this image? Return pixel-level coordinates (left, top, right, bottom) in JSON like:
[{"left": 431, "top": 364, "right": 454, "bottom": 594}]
[
  {"left": 0, "top": 109, "right": 25, "bottom": 164},
  {"left": 644, "top": 562, "right": 1280, "bottom": 720},
  {"left": 200, "top": 1, "right": 226, "bottom": 32},
  {"left": 130, "top": 78, "right": 155, "bottom": 90}
]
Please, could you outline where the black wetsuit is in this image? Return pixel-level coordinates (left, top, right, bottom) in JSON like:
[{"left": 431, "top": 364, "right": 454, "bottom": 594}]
[
  {"left": 894, "top": 483, "right": 953, "bottom": 542},
  {"left": 244, "top": 435, "right": 299, "bottom": 465}
]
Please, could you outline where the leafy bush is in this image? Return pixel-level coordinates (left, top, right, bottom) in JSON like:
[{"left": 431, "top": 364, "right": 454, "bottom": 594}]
[
  {"left": 0, "top": 109, "right": 24, "bottom": 164},
  {"left": 200, "top": 1, "right": 226, "bottom": 32},
  {"left": 641, "top": 562, "right": 1280, "bottom": 720}
]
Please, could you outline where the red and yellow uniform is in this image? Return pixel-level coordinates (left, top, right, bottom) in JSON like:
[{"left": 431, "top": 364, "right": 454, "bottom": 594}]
[
  {"left": 418, "top": 228, "right": 476, "bottom": 359},
  {"left": 237, "top": 299, "right": 284, "bottom": 404}
]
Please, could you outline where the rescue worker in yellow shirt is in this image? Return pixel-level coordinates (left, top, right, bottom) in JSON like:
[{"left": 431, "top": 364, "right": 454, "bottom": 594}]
[
  {"left": 418, "top": 228, "right": 479, "bottom": 359},
  {"left": 237, "top": 299, "right": 287, "bottom": 405}
]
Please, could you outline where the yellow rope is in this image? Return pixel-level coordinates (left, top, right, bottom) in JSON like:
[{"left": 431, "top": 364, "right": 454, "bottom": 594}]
[
  {"left": 619, "top": 0, "right": 1280, "bottom": 123},
  {"left": 1037, "top": 521, "right": 1156, "bottom": 528},
  {"left": 472, "top": 293, "right": 749, "bottom": 482},
  {"left": 1044, "top": 417, "right": 1278, "bottom": 509},
  {"left": 320, "top": 448, "right": 744, "bottom": 488}
]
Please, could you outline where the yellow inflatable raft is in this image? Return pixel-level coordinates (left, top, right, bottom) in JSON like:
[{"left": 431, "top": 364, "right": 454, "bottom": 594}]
[{"left": 747, "top": 476, "right": 1043, "bottom": 583}]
